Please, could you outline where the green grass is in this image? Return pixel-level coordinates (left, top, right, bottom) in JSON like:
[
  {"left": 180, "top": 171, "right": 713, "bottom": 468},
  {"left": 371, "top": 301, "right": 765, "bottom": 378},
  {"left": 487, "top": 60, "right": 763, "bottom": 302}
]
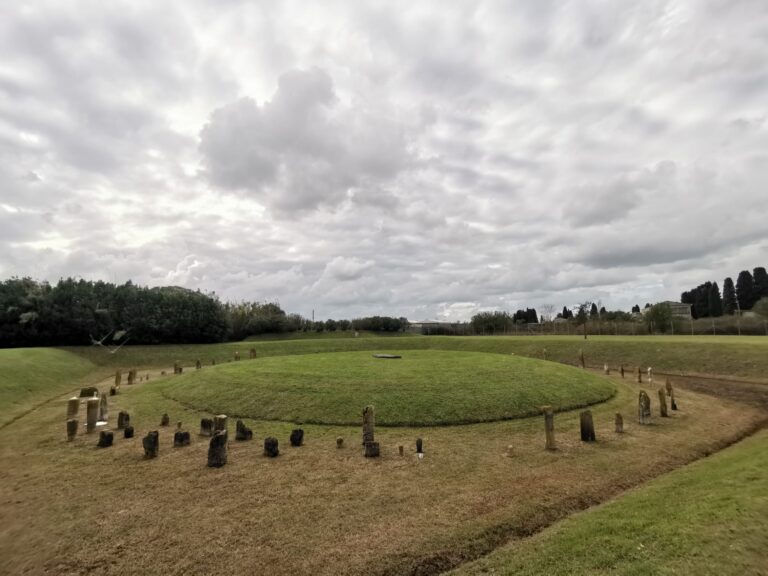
[
  {"left": 153, "top": 350, "right": 615, "bottom": 426},
  {"left": 451, "top": 429, "right": 768, "bottom": 576},
  {"left": 66, "top": 334, "right": 768, "bottom": 379},
  {"left": 0, "top": 348, "right": 96, "bottom": 427}
]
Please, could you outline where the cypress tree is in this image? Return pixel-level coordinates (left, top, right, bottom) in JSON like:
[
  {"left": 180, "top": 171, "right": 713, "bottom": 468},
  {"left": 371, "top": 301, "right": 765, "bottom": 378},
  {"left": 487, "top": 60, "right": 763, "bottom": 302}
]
[
  {"left": 736, "top": 270, "right": 755, "bottom": 310},
  {"left": 590, "top": 303, "right": 598, "bottom": 317},
  {"left": 708, "top": 282, "right": 723, "bottom": 317},
  {"left": 753, "top": 267, "right": 768, "bottom": 301},
  {"left": 722, "top": 277, "right": 737, "bottom": 315}
]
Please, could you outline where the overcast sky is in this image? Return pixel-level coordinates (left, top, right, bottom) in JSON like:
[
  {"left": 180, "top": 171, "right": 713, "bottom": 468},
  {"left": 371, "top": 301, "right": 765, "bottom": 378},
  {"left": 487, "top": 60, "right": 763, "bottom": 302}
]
[{"left": 1, "top": 1, "right": 766, "bottom": 321}]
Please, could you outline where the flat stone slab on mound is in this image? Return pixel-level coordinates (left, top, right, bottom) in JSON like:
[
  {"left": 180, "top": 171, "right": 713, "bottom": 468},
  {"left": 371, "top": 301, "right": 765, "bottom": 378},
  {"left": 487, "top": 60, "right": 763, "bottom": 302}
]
[{"left": 373, "top": 354, "right": 402, "bottom": 359}]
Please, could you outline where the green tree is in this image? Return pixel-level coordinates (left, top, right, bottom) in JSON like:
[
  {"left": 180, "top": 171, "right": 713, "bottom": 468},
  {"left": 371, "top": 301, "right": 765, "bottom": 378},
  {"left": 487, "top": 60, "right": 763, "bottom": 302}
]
[
  {"left": 574, "top": 301, "right": 592, "bottom": 340},
  {"left": 722, "top": 277, "right": 737, "bottom": 315},
  {"left": 708, "top": 282, "right": 723, "bottom": 317},
  {"left": 753, "top": 267, "right": 768, "bottom": 302},
  {"left": 753, "top": 297, "right": 768, "bottom": 318},
  {"left": 736, "top": 270, "right": 755, "bottom": 310},
  {"left": 645, "top": 302, "right": 672, "bottom": 333}
]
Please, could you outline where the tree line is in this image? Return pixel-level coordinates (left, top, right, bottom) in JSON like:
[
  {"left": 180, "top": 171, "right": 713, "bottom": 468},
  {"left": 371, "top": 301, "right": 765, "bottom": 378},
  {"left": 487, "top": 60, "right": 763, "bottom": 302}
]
[
  {"left": 681, "top": 266, "right": 767, "bottom": 318},
  {"left": 0, "top": 277, "right": 407, "bottom": 347}
]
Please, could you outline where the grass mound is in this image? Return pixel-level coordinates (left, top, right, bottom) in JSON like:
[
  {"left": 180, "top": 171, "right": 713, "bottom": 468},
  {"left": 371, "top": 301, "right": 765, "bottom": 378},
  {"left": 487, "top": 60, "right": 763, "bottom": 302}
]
[{"left": 156, "top": 349, "right": 615, "bottom": 426}]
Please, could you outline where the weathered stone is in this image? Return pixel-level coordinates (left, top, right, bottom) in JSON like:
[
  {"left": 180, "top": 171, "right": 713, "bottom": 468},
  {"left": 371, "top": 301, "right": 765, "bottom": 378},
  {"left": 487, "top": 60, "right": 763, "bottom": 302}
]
[
  {"left": 97, "top": 430, "right": 114, "bottom": 448},
  {"left": 636, "top": 366, "right": 642, "bottom": 384},
  {"left": 117, "top": 411, "right": 130, "bottom": 430},
  {"left": 620, "top": 365, "right": 625, "bottom": 379},
  {"left": 542, "top": 348, "right": 548, "bottom": 360},
  {"left": 542, "top": 406, "right": 556, "bottom": 450},
  {"left": 580, "top": 410, "right": 596, "bottom": 442},
  {"left": 124, "top": 425, "right": 134, "bottom": 439},
  {"left": 115, "top": 370, "right": 122, "bottom": 387},
  {"left": 615, "top": 413, "right": 624, "bottom": 433},
  {"left": 671, "top": 387, "right": 678, "bottom": 411},
  {"left": 647, "top": 367, "right": 653, "bottom": 383},
  {"left": 603, "top": 363, "right": 610, "bottom": 375},
  {"left": 364, "top": 441, "right": 380, "bottom": 458},
  {"left": 207, "top": 430, "right": 228, "bottom": 467},
  {"left": 195, "top": 359, "right": 202, "bottom": 370},
  {"left": 362, "top": 405, "right": 375, "bottom": 446},
  {"left": 109, "top": 386, "right": 117, "bottom": 396},
  {"left": 234, "top": 351, "right": 240, "bottom": 361},
  {"left": 638, "top": 391, "right": 652, "bottom": 424},
  {"left": 416, "top": 438, "right": 423, "bottom": 454},
  {"left": 235, "top": 419, "right": 253, "bottom": 441},
  {"left": 213, "top": 415, "right": 227, "bottom": 432},
  {"left": 336, "top": 437, "right": 344, "bottom": 449},
  {"left": 398, "top": 444, "right": 404, "bottom": 456},
  {"left": 98, "top": 394, "right": 108, "bottom": 421},
  {"left": 264, "top": 436, "right": 279, "bottom": 457},
  {"left": 67, "top": 418, "right": 78, "bottom": 441},
  {"left": 127, "top": 370, "right": 135, "bottom": 385},
  {"left": 67, "top": 397, "right": 79, "bottom": 419},
  {"left": 665, "top": 378, "right": 673, "bottom": 397},
  {"left": 579, "top": 349, "right": 585, "bottom": 369},
  {"left": 86, "top": 397, "right": 99, "bottom": 433},
  {"left": 249, "top": 348, "right": 256, "bottom": 359},
  {"left": 212, "top": 359, "right": 216, "bottom": 366},
  {"left": 173, "top": 361, "right": 181, "bottom": 375},
  {"left": 161, "top": 370, "right": 166, "bottom": 376},
  {"left": 174, "top": 430, "right": 191, "bottom": 447},
  {"left": 658, "top": 388, "right": 668, "bottom": 417},
  {"left": 160, "top": 413, "right": 170, "bottom": 426},
  {"left": 143, "top": 431, "right": 159, "bottom": 457},
  {"left": 200, "top": 418, "right": 214, "bottom": 436},
  {"left": 80, "top": 386, "right": 99, "bottom": 398},
  {"left": 290, "top": 429, "right": 304, "bottom": 447}
]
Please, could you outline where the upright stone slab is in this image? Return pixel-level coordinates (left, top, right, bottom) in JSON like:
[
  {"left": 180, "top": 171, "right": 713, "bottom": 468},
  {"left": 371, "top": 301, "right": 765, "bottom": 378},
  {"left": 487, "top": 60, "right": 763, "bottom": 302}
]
[
  {"left": 97, "top": 430, "right": 113, "bottom": 448},
  {"left": 174, "top": 430, "right": 191, "bottom": 447},
  {"left": 200, "top": 418, "right": 214, "bottom": 436},
  {"left": 207, "top": 430, "right": 228, "bottom": 467},
  {"left": 620, "top": 365, "right": 625, "bottom": 379},
  {"left": 665, "top": 378, "right": 673, "bottom": 397},
  {"left": 249, "top": 348, "right": 256, "bottom": 359},
  {"left": 658, "top": 388, "right": 668, "bottom": 417},
  {"left": 117, "top": 411, "right": 130, "bottom": 430},
  {"left": 364, "top": 441, "right": 380, "bottom": 458},
  {"left": 195, "top": 359, "right": 202, "bottom": 370},
  {"left": 398, "top": 445, "right": 404, "bottom": 456},
  {"left": 638, "top": 391, "right": 652, "bottom": 425},
  {"left": 67, "top": 397, "right": 79, "bottom": 419},
  {"left": 580, "top": 410, "right": 596, "bottom": 442},
  {"left": 636, "top": 366, "right": 642, "bottom": 384},
  {"left": 173, "top": 361, "right": 181, "bottom": 375},
  {"left": 264, "top": 436, "right": 279, "bottom": 457},
  {"left": 86, "top": 397, "right": 99, "bottom": 433},
  {"left": 235, "top": 419, "right": 253, "bottom": 441},
  {"left": 579, "top": 349, "right": 585, "bottom": 369},
  {"left": 542, "top": 406, "right": 556, "bottom": 451},
  {"left": 160, "top": 413, "right": 170, "bottom": 427},
  {"left": 143, "top": 431, "right": 159, "bottom": 458},
  {"left": 109, "top": 386, "right": 117, "bottom": 396},
  {"left": 615, "top": 413, "right": 624, "bottom": 433},
  {"left": 124, "top": 425, "right": 134, "bottom": 439},
  {"left": 542, "top": 348, "right": 548, "bottom": 360},
  {"left": 67, "top": 418, "right": 78, "bottom": 441},
  {"left": 336, "top": 437, "right": 344, "bottom": 449},
  {"left": 647, "top": 367, "right": 653, "bottom": 383},
  {"left": 416, "top": 438, "right": 424, "bottom": 454},
  {"left": 115, "top": 370, "right": 122, "bottom": 387},
  {"left": 603, "top": 364, "right": 610, "bottom": 375},
  {"left": 234, "top": 351, "right": 240, "bottom": 361},
  {"left": 213, "top": 415, "right": 228, "bottom": 432},
  {"left": 290, "top": 429, "right": 304, "bottom": 447},
  {"left": 211, "top": 359, "right": 216, "bottom": 366},
  {"left": 362, "top": 405, "right": 375, "bottom": 446},
  {"left": 671, "top": 388, "right": 678, "bottom": 411},
  {"left": 98, "top": 394, "right": 108, "bottom": 422},
  {"left": 127, "top": 370, "right": 135, "bottom": 385}
]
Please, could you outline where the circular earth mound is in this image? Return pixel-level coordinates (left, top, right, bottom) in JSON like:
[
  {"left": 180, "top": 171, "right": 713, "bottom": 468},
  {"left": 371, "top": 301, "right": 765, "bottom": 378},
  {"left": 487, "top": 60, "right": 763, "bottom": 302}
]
[{"left": 158, "top": 350, "right": 615, "bottom": 426}]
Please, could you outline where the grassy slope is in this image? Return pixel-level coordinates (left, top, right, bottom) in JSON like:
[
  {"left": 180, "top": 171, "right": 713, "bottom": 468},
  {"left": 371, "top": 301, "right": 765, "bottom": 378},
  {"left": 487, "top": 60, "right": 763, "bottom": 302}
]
[
  {"left": 66, "top": 335, "right": 768, "bottom": 379},
  {"left": 157, "top": 350, "right": 615, "bottom": 425},
  {"left": 451, "top": 429, "right": 768, "bottom": 576},
  {"left": 0, "top": 348, "right": 96, "bottom": 427}
]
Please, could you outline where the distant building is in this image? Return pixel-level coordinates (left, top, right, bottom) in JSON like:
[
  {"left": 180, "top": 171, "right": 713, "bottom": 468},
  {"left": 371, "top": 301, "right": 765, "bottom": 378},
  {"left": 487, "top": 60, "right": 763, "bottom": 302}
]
[
  {"left": 643, "top": 301, "right": 692, "bottom": 318},
  {"left": 409, "top": 319, "right": 465, "bottom": 334}
]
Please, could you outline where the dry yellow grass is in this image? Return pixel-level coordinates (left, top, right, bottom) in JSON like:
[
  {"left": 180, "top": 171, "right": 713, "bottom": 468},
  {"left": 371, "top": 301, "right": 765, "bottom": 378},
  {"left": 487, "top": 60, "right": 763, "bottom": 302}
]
[{"left": 0, "top": 368, "right": 763, "bottom": 576}]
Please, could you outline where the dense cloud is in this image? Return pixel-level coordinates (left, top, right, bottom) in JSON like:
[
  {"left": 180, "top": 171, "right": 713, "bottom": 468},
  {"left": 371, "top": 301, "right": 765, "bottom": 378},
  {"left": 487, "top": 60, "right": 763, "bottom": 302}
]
[{"left": 1, "top": 1, "right": 767, "bottom": 320}]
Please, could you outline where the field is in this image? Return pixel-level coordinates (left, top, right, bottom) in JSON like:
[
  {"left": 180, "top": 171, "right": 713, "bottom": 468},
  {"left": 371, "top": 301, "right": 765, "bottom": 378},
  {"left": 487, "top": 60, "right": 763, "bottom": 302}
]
[{"left": 0, "top": 335, "right": 766, "bottom": 575}]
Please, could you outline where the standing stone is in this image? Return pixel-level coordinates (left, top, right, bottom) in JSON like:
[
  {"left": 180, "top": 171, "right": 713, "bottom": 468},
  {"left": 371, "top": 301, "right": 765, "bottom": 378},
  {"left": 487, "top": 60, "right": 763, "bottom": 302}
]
[
  {"left": 207, "top": 430, "right": 228, "bottom": 467},
  {"left": 620, "top": 365, "right": 625, "bottom": 379},
  {"left": 80, "top": 387, "right": 98, "bottom": 398},
  {"left": 264, "top": 436, "right": 279, "bottom": 457},
  {"left": 127, "top": 370, "right": 135, "bottom": 385},
  {"left": 665, "top": 378, "right": 673, "bottom": 397},
  {"left": 362, "top": 405, "right": 375, "bottom": 446},
  {"left": 211, "top": 359, "right": 216, "bottom": 366},
  {"left": 658, "top": 388, "right": 668, "bottom": 417},
  {"left": 336, "top": 437, "right": 344, "bottom": 449},
  {"left": 235, "top": 419, "right": 253, "bottom": 441},
  {"left": 364, "top": 441, "right": 380, "bottom": 458},
  {"left": 647, "top": 367, "right": 653, "bottom": 383},
  {"left": 145, "top": 373, "right": 149, "bottom": 381},
  {"left": 638, "top": 391, "right": 652, "bottom": 424},
  {"left": 109, "top": 386, "right": 117, "bottom": 396},
  {"left": 542, "top": 406, "right": 556, "bottom": 451},
  {"left": 67, "top": 418, "right": 78, "bottom": 441},
  {"left": 398, "top": 445, "right": 404, "bottom": 456},
  {"left": 86, "top": 397, "right": 99, "bottom": 433},
  {"left": 234, "top": 351, "right": 240, "bottom": 361},
  {"left": 603, "top": 364, "right": 610, "bottom": 375},
  {"left": 213, "top": 415, "right": 228, "bottom": 432},
  {"left": 416, "top": 438, "right": 424, "bottom": 454},
  {"left": 636, "top": 366, "right": 642, "bottom": 384},
  {"left": 615, "top": 413, "right": 624, "bottom": 433},
  {"left": 200, "top": 418, "right": 214, "bottom": 436},
  {"left": 98, "top": 394, "right": 108, "bottom": 422},
  {"left": 290, "top": 429, "right": 304, "bottom": 447},
  {"left": 174, "top": 430, "right": 191, "bottom": 447},
  {"left": 117, "top": 411, "right": 130, "bottom": 430},
  {"left": 542, "top": 348, "right": 547, "bottom": 360},
  {"left": 671, "top": 388, "right": 678, "bottom": 411},
  {"left": 124, "top": 425, "right": 134, "bottom": 439},
  {"left": 579, "top": 349, "right": 585, "bottom": 369},
  {"left": 143, "top": 431, "right": 159, "bottom": 457},
  {"left": 97, "top": 430, "right": 114, "bottom": 448},
  {"left": 67, "top": 397, "right": 79, "bottom": 419},
  {"left": 580, "top": 410, "right": 596, "bottom": 442},
  {"left": 195, "top": 359, "right": 202, "bottom": 370},
  {"left": 249, "top": 348, "right": 257, "bottom": 359},
  {"left": 115, "top": 370, "right": 122, "bottom": 387},
  {"left": 160, "top": 413, "right": 170, "bottom": 426},
  {"left": 173, "top": 361, "right": 180, "bottom": 375}
]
